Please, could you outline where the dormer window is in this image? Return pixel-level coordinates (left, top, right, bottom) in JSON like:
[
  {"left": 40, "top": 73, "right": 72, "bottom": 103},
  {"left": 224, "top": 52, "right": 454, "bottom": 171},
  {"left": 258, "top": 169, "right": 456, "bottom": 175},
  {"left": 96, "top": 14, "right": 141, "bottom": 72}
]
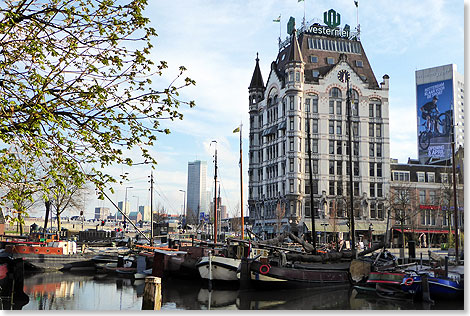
[
  {"left": 310, "top": 56, "right": 318, "bottom": 63},
  {"left": 312, "top": 70, "right": 319, "bottom": 78},
  {"left": 327, "top": 57, "right": 335, "bottom": 65},
  {"left": 355, "top": 60, "right": 363, "bottom": 68}
]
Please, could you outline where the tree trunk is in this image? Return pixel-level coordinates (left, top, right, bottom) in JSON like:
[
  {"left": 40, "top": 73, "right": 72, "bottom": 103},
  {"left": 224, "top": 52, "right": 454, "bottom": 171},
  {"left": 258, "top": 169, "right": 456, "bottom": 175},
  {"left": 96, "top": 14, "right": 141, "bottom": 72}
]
[
  {"left": 18, "top": 213, "right": 24, "bottom": 235},
  {"left": 57, "top": 207, "right": 62, "bottom": 232}
]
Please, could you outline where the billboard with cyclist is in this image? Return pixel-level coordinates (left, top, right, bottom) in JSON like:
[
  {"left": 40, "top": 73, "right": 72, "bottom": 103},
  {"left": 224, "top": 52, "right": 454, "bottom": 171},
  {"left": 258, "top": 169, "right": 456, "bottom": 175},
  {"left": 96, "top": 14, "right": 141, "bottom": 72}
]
[{"left": 417, "top": 79, "right": 453, "bottom": 161}]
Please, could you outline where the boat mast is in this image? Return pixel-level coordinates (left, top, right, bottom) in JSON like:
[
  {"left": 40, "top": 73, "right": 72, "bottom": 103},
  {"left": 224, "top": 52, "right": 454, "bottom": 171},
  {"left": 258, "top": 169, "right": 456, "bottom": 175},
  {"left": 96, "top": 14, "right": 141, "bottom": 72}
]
[
  {"left": 451, "top": 120, "right": 460, "bottom": 264},
  {"left": 150, "top": 171, "right": 154, "bottom": 246},
  {"left": 346, "top": 78, "right": 356, "bottom": 253},
  {"left": 239, "top": 124, "right": 244, "bottom": 240},
  {"left": 212, "top": 141, "right": 218, "bottom": 243},
  {"left": 306, "top": 112, "right": 317, "bottom": 253}
]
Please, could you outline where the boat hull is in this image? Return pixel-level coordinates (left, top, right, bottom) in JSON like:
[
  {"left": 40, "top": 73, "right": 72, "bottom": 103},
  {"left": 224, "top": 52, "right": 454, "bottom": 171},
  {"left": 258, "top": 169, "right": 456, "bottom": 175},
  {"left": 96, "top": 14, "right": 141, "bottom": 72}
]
[
  {"left": 401, "top": 274, "right": 464, "bottom": 300},
  {"left": 247, "top": 260, "right": 351, "bottom": 289},
  {"left": 196, "top": 256, "right": 240, "bottom": 281}
]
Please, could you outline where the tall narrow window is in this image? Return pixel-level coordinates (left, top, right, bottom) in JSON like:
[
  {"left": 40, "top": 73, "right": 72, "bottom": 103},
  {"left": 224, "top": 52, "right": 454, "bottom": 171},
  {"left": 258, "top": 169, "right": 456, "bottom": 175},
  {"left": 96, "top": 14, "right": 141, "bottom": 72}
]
[
  {"left": 377, "top": 183, "right": 383, "bottom": 197},
  {"left": 312, "top": 119, "right": 318, "bottom": 133},
  {"left": 336, "top": 140, "right": 342, "bottom": 155},
  {"left": 312, "top": 95, "right": 319, "bottom": 113},
  {"left": 376, "top": 103, "right": 382, "bottom": 118},
  {"left": 369, "top": 123, "right": 374, "bottom": 137},
  {"left": 329, "top": 120, "right": 334, "bottom": 134},
  {"left": 376, "top": 143, "right": 382, "bottom": 157},
  {"left": 376, "top": 124, "right": 382, "bottom": 137},
  {"left": 329, "top": 140, "right": 335, "bottom": 154},
  {"left": 329, "top": 88, "right": 341, "bottom": 115},
  {"left": 351, "top": 90, "right": 359, "bottom": 116},
  {"left": 377, "top": 163, "right": 382, "bottom": 177},
  {"left": 289, "top": 96, "right": 294, "bottom": 110}
]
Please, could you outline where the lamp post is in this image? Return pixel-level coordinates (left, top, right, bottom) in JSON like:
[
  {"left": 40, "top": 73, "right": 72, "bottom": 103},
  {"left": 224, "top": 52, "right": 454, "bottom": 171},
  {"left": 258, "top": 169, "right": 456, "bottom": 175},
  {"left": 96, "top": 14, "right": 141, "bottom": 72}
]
[
  {"left": 179, "top": 190, "right": 186, "bottom": 227},
  {"left": 369, "top": 223, "right": 374, "bottom": 249},
  {"left": 124, "top": 186, "right": 133, "bottom": 235},
  {"left": 321, "top": 223, "right": 329, "bottom": 245},
  {"left": 133, "top": 195, "right": 139, "bottom": 225}
]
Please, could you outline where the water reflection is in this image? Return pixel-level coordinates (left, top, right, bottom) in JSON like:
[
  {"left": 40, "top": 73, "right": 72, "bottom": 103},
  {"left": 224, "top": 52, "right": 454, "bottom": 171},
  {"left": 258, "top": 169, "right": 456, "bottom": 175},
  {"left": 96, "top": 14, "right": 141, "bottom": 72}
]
[{"left": 20, "top": 272, "right": 463, "bottom": 310}]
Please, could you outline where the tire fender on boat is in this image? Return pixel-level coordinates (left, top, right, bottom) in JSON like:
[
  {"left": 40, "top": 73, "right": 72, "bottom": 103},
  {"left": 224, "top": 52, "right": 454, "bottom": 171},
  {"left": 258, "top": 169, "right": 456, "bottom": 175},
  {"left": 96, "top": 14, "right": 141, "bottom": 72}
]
[
  {"left": 404, "top": 277, "right": 414, "bottom": 286},
  {"left": 259, "top": 264, "right": 271, "bottom": 275}
]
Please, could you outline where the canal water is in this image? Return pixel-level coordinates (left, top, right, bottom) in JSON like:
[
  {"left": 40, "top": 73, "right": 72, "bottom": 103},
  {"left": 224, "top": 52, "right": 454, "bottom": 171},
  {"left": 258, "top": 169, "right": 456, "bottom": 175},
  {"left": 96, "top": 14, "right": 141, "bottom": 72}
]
[{"left": 17, "top": 271, "right": 463, "bottom": 310}]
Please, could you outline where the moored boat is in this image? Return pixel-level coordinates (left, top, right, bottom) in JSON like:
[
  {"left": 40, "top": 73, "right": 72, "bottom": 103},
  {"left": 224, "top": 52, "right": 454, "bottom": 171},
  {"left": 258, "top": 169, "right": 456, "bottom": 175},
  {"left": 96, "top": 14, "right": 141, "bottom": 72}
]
[{"left": 196, "top": 255, "right": 240, "bottom": 282}]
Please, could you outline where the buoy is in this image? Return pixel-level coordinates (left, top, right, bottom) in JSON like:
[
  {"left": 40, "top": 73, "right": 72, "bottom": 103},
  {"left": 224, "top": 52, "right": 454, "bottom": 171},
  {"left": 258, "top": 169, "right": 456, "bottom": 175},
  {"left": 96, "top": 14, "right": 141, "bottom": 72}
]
[
  {"left": 259, "top": 264, "right": 270, "bottom": 275},
  {"left": 404, "top": 277, "right": 414, "bottom": 286}
]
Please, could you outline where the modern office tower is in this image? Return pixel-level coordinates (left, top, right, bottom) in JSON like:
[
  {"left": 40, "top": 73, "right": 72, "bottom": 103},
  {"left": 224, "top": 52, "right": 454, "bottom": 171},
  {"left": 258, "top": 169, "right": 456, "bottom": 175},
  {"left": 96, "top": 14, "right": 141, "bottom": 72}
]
[
  {"left": 186, "top": 160, "right": 207, "bottom": 224},
  {"left": 139, "top": 205, "right": 151, "bottom": 222},
  {"left": 94, "top": 207, "right": 110, "bottom": 220},
  {"left": 117, "top": 201, "right": 130, "bottom": 220}
]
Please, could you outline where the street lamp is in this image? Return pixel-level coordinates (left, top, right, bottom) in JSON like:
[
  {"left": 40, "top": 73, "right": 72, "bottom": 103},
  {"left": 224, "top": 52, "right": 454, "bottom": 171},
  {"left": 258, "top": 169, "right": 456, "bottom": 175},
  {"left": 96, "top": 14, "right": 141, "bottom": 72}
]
[
  {"left": 179, "top": 190, "right": 186, "bottom": 228},
  {"left": 133, "top": 195, "right": 139, "bottom": 225},
  {"left": 124, "top": 186, "right": 133, "bottom": 235},
  {"left": 369, "top": 223, "right": 374, "bottom": 248},
  {"left": 321, "top": 223, "right": 329, "bottom": 245}
]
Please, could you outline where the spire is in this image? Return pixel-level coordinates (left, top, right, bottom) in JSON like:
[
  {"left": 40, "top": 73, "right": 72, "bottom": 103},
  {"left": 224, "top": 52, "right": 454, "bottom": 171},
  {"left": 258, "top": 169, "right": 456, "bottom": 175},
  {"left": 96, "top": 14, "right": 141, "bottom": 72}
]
[
  {"left": 249, "top": 53, "right": 265, "bottom": 90},
  {"left": 287, "top": 28, "right": 303, "bottom": 63}
]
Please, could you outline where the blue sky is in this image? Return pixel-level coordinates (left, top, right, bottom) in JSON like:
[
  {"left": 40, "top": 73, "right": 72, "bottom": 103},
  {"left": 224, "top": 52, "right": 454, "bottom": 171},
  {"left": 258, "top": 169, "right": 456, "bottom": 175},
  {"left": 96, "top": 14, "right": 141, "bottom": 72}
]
[{"left": 32, "top": 0, "right": 464, "bottom": 219}]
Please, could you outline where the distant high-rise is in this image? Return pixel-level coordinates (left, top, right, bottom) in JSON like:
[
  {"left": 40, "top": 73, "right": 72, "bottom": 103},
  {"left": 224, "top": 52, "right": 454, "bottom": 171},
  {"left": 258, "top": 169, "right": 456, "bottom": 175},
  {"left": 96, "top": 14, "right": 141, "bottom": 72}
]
[
  {"left": 117, "top": 201, "right": 130, "bottom": 220},
  {"left": 186, "top": 160, "right": 207, "bottom": 224},
  {"left": 94, "top": 207, "right": 110, "bottom": 220},
  {"left": 416, "top": 64, "right": 464, "bottom": 163},
  {"left": 139, "top": 205, "right": 151, "bottom": 222}
]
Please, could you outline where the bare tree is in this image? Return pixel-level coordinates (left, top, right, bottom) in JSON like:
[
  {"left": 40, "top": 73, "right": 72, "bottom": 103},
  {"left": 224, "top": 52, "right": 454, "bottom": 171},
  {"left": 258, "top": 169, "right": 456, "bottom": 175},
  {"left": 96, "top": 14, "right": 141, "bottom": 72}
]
[
  {"left": 275, "top": 200, "right": 285, "bottom": 237},
  {"left": 47, "top": 177, "right": 91, "bottom": 232},
  {"left": 389, "top": 183, "right": 419, "bottom": 253}
]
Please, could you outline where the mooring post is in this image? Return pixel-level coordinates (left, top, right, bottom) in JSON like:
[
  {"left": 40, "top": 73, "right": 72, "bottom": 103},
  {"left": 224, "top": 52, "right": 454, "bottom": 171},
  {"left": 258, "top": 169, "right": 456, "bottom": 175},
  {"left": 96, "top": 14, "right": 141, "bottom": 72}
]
[
  {"left": 239, "top": 257, "right": 251, "bottom": 290},
  {"left": 421, "top": 274, "right": 434, "bottom": 304},
  {"left": 152, "top": 251, "right": 165, "bottom": 277},
  {"left": 142, "top": 276, "right": 162, "bottom": 310},
  {"left": 208, "top": 250, "right": 212, "bottom": 292},
  {"left": 444, "top": 256, "right": 449, "bottom": 278}
]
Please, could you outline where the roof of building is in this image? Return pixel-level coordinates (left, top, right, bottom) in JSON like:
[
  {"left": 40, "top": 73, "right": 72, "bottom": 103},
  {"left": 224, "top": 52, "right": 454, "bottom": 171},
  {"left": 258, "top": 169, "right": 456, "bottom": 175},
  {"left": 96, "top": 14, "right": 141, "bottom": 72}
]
[
  {"left": 274, "top": 30, "right": 380, "bottom": 89},
  {"left": 249, "top": 53, "right": 265, "bottom": 90},
  {"left": 287, "top": 28, "right": 303, "bottom": 63}
]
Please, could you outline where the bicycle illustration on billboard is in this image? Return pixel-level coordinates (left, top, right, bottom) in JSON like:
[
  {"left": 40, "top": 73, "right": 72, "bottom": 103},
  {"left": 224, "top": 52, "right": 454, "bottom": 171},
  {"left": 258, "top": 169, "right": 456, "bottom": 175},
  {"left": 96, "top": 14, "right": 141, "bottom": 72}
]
[{"left": 418, "top": 109, "right": 452, "bottom": 150}]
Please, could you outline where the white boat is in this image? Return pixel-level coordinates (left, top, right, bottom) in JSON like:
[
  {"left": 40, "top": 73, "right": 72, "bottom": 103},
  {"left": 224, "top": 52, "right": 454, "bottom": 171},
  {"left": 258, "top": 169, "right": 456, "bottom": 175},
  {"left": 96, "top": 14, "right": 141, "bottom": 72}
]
[{"left": 196, "top": 255, "right": 240, "bottom": 281}]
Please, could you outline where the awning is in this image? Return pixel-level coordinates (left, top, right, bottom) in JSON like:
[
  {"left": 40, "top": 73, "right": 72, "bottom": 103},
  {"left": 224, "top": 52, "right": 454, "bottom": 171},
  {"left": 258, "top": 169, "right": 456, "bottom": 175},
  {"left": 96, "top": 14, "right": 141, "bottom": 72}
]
[
  {"left": 304, "top": 221, "right": 387, "bottom": 235},
  {"left": 304, "top": 222, "right": 349, "bottom": 233},
  {"left": 393, "top": 228, "right": 450, "bottom": 234},
  {"left": 277, "top": 121, "right": 287, "bottom": 130},
  {"left": 261, "top": 126, "right": 277, "bottom": 136}
]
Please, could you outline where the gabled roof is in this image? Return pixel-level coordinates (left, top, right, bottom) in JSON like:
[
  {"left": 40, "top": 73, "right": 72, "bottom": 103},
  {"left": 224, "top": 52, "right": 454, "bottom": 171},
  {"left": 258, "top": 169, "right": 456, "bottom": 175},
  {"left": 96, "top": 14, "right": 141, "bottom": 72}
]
[{"left": 249, "top": 53, "right": 265, "bottom": 90}]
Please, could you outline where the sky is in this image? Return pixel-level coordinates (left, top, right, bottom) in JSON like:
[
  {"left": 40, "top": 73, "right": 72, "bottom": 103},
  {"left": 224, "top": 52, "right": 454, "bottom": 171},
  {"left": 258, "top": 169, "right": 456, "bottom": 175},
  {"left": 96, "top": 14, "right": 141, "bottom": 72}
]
[{"left": 30, "top": 0, "right": 465, "bottom": 219}]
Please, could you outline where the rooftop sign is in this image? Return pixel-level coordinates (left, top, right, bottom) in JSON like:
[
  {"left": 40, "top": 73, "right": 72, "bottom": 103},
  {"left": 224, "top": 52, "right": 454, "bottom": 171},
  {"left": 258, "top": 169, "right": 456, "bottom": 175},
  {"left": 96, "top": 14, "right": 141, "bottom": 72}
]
[{"left": 305, "top": 9, "right": 353, "bottom": 40}]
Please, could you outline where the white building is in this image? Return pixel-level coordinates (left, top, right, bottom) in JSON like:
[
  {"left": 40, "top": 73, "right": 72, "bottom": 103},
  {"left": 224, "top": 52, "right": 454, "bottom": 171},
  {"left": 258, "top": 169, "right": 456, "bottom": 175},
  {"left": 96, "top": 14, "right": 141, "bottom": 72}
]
[
  {"left": 94, "top": 207, "right": 110, "bottom": 220},
  {"left": 186, "top": 160, "right": 207, "bottom": 224},
  {"left": 415, "top": 64, "right": 464, "bottom": 164},
  {"left": 248, "top": 10, "right": 390, "bottom": 240},
  {"left": 117, "top": 201, "right": 130, "bottom": 220},
  {"left": 139, "top": 205, "right": 151, "bottom": 222}
]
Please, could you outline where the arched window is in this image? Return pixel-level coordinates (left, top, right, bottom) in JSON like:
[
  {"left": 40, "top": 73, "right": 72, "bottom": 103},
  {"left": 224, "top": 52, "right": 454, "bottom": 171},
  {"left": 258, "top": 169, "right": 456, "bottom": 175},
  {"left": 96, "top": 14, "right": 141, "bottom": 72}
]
[
  {"left": 305, "top": 94, "right": 319, "bottom": 113},
  {"left": 369, "top": 98, "right": 382, "bottom": 118},
  {"left": 329, "top": 88, "right": 342, "bottom": 115}
]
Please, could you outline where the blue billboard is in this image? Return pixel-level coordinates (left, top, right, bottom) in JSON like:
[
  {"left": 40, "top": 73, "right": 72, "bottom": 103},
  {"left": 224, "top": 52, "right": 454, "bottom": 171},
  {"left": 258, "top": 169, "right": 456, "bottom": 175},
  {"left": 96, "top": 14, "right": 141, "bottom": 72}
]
[{"left": 417, "top": 79, "right": 453, "bottom": 161}]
